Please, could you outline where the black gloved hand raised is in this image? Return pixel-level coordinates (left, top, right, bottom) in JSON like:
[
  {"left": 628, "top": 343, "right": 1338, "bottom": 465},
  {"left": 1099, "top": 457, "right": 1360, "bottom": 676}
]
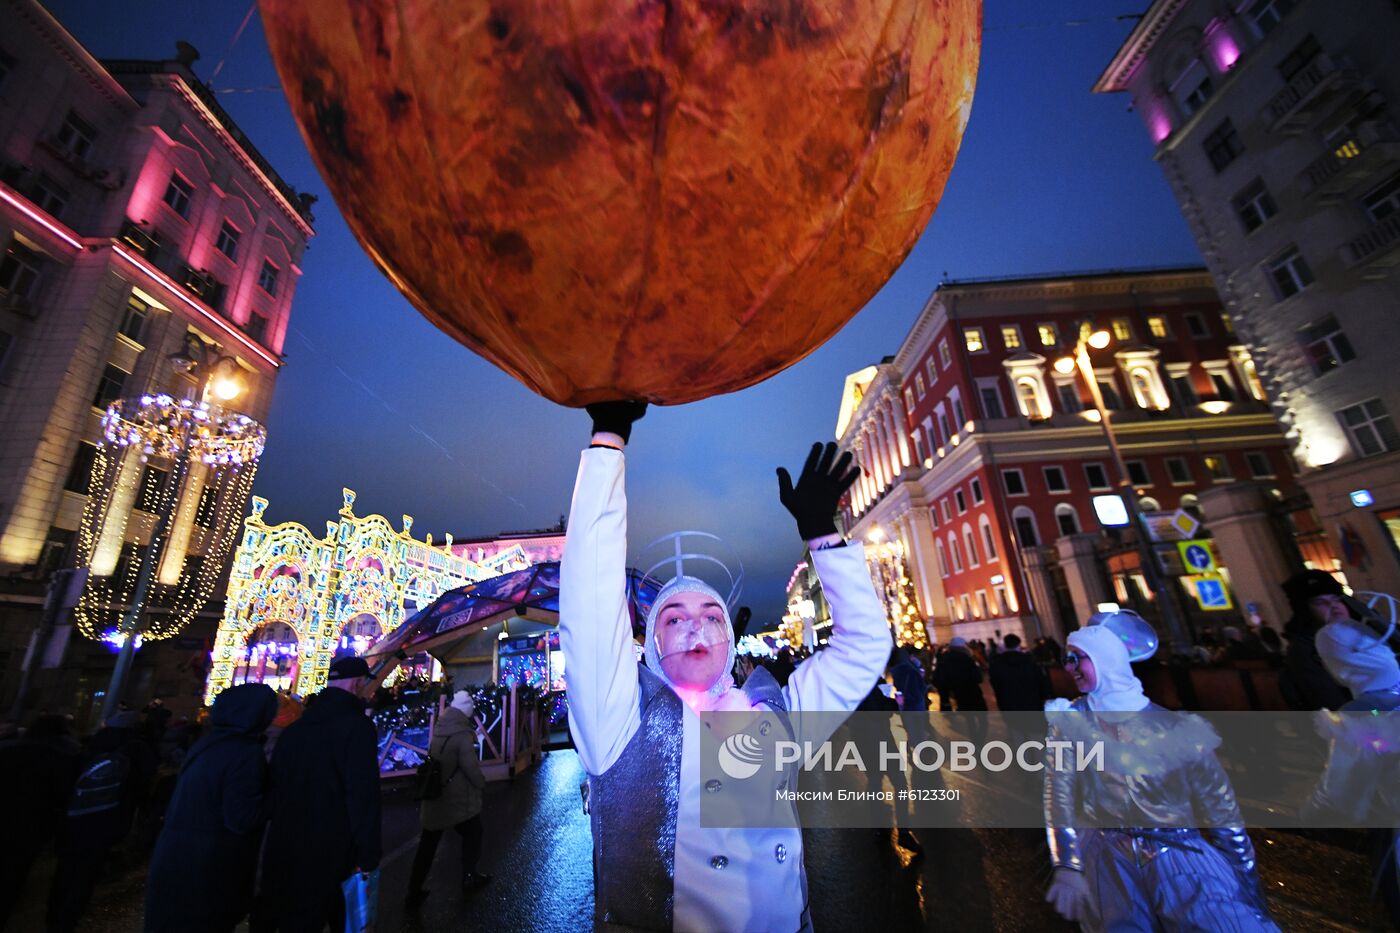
[
  {"left": 776, "top": 442, "right": 861, "bottom": 541},
  {"left": 585, "top": 401, "right": 648, "bottom": 444}
]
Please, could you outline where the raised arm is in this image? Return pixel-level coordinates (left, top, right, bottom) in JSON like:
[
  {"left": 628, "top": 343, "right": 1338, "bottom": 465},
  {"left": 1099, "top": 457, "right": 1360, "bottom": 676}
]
[{"left": 559, "top": 402, "right": 647, "bottom": 776}]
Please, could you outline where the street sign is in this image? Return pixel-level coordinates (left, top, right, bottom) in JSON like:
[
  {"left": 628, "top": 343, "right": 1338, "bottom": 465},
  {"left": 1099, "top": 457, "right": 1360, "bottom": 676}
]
[
  {"left": 1170, "top": 509, "right": 1200, "bottom": 539},
  {"left": 1187, "top": 574, "right": 1233, "bottom": 611},
  {"left": 1177, "top": 539, "right": 1217, "bottom": 574}
]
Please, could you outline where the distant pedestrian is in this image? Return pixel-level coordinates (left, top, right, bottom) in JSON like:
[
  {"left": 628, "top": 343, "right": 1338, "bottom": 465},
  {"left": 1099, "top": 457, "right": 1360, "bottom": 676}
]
[
  {"left": 988, "top": 634, "right": 1052, "bottom": 712},
  {"left": 404, "top": 690, "right": 490, "bottom": 908},
  {"left": 257, "top": 657, "right": 382, "bottom": 932},
  {"left": 889, "top": 646, "right": 929, "bottom": 712},
  {"left": 48, "top": 710, "right": 159, "bottom": 933},
  {"left": 145, "top": 683, "right": 278, "bottom": 933},
  {"left": 932, "top": 638, "right": 987, "bottom": 712},
  {"left": 0, "top": 714, "right": 79, "bottom": 927}
]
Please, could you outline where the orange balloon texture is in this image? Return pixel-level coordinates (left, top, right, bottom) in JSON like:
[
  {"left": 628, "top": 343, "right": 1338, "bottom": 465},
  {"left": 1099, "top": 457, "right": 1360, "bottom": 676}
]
[{"left": 260, "top": 0, "right": 982, "bottom": 405}]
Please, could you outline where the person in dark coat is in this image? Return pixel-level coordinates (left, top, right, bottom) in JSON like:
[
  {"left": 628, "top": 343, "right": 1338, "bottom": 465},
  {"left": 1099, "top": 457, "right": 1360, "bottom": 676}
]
[
  {"left": 1278, "top": 570, "right": 1351, "bottom": 711},
  {"left": 889, "top": 646, "right": 929, "bottom": 712},
  {"left": 932, "top": 638, "right": 986, "bottom": 711},
  {"left": 988, "top": 634, "right": 1052, "bottom": 712},
  {"left": 405, "top": 690, "right": 489, "bottom": 907},
  {"left": 48, "top": 710, "right": 159, "bottom": 933},
  {"left": 257, "top": 657, "right": 382, "bottom": 932},
  {"left": 0, "top": 714, "right": 79, "bottom": 927},
  {"left": 145, "top": 683, "right": 278, "bottom": 933}
]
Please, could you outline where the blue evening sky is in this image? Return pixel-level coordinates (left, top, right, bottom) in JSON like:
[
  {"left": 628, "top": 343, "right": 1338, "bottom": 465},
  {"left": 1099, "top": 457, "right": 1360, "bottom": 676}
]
[{"left": 47, "top": 1, "right": 1200, "bottom": 626}]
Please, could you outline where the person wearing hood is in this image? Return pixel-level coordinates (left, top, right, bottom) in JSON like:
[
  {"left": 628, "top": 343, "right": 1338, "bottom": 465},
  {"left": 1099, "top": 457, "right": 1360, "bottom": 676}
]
[
  {"left": 561, "top": 403, "right": 891, "bottom": 932},
  {"left": 1305, "top": 619, "right": 1400, "bottom": 925},
  {"left": 405, "top": 689, "right": 489, "bottom": 907},
  {"left": 1043, "top": 621, "right": 1278, "bottom": 932},
  {"left": 144, "top": 683, "right": 278, "bottom": 933},
  {"left": 1278, "top": 570, "right": 1351, "bottom": 710},
  {"left": 931, "top": 637, "right": 987, "bottom": 712}
]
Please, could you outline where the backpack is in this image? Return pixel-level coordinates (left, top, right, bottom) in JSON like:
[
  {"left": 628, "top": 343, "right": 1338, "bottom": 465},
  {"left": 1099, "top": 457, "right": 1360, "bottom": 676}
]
[
  {"left": 68, "top": 747, "right": 132, "bottom": 817},
  {"left": 413, "top": 755, "right": 444, "bottom": 801}
]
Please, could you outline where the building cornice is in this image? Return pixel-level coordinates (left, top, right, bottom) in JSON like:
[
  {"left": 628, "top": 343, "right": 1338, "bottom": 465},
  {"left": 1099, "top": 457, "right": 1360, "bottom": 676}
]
[
  {"left": 15, "top": 0, "right": 139, "bottom": 110},
  {"left": 1094, "top": 0, "right": 1190, "bottom": 93}
]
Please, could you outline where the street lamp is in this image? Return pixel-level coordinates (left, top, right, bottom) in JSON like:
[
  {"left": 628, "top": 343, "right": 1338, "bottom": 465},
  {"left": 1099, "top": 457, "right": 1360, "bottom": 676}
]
[
  {"left": 1056, "top": 324, "right": 1192, "bottom": 654},
  {"left": 80, "top": 335, "right": 264, "bottom": 720}
]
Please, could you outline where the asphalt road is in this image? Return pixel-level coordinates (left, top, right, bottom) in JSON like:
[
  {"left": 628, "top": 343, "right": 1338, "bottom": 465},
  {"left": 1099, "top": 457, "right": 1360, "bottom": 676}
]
[{"left": 11, "top": 748, "right": 1392, "bottom": 932}]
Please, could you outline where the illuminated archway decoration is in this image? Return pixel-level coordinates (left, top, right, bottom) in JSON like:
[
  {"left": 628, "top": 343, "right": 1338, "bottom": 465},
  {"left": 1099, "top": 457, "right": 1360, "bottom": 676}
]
[{"left": 205, "top": 488, "right": 525, "bottom": 701}]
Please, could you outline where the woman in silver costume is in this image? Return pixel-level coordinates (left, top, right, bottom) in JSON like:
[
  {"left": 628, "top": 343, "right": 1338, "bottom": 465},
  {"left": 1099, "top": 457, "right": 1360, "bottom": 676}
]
[{"left": 1042, "top": 620, "right": 1278, "bottom": 932}]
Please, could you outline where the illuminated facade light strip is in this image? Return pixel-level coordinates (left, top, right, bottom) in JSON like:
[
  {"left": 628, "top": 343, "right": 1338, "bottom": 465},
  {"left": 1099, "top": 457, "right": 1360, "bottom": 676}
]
[
  {"left": 111, "top": 243, "right": 281, "bottom": 369},
  {"left": 0, "top": 186, "right": 84, "bottom": 251}
]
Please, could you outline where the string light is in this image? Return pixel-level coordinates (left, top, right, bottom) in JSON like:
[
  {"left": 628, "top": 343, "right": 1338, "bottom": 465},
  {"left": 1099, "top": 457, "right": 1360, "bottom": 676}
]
[{"left": 865, "top": 536, "right": 928, "bottom": 650}]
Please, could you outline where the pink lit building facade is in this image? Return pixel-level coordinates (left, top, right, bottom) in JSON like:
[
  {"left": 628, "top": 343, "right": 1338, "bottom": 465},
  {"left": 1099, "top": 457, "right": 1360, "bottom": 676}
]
[
  {"left": 836, "top": 268, "right": 1306, "bottom": 644},
  {"left": 0, "top": 0, "right": 314, "bottom": 575}
]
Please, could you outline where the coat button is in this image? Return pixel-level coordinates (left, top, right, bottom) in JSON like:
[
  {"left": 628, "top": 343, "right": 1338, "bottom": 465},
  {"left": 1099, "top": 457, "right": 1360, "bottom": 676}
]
[
  {"left": 759, "top": 720, "right": 772, "bottom": 736},
  {"left": 710, "top": 855, "right": 728, "bottom": 870},
  {"left": 774, "top": 844, "right": 787, "bottom": 863},
  {"left": 705, "top": 779, "right": 722, "bottom": 793}
]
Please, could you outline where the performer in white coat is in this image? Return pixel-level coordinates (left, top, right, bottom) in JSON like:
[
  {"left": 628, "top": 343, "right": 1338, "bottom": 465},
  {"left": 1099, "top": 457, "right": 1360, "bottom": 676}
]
[{"left": 560, "top": 402, "right": 892, "bottom": 933}]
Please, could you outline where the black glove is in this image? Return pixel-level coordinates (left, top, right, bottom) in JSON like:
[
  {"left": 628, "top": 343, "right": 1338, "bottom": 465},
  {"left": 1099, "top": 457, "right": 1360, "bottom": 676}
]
[
  {"left": 776, "top": 442, "right": 861, "bottom": 540},
  {"left": 585, "top": 401, "right": 647, "bottom": 444}
]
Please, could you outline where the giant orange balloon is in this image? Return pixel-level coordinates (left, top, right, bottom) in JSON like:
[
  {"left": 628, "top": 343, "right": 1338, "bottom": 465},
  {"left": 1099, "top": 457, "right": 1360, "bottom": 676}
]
[{"left": 261, "top": 0, "right": 981, "bottom": 405}]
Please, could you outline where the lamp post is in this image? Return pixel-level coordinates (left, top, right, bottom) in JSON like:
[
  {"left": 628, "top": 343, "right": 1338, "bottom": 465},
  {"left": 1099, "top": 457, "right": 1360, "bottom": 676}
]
[
  {"left": 1055, "top": 325, "right": 1192, "bottom": 654},
  {"left": 98, "top": 337, "right": 251, "bottom": 720}
]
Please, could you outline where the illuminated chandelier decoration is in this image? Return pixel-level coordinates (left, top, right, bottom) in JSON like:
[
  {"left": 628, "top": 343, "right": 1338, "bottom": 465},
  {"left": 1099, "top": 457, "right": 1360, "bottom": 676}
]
[
  {"left": 866, "top": 536, "right": 927, "bottom": 650},
  {"left": 74, "top": 394, "right": 267, "bottom": 645}
]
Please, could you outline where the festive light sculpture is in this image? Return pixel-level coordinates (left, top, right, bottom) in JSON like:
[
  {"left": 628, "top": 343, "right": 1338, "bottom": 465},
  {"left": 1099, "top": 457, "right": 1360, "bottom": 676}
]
[
  {"left": 259, "top": 0, "right": 982, "bottom": 405},
  {"left": 74, "top": 394, "right": 266, "bottom": 716},
  {"left": 865, "top": 536, "right": 927, "bottom": 649}
]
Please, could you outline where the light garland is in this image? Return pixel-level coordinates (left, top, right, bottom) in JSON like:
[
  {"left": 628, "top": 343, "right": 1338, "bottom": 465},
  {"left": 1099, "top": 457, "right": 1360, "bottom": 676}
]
[
  {"left": 74, "top": 396, "right": 266, "bottom": 647},
  {"left": 865, "top": 540, "right": 928, "bottom": 650}
]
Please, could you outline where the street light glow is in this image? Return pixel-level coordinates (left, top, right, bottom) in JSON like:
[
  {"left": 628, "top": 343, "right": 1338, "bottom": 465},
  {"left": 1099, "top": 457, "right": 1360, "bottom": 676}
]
[
  {"left": 211, "top": 375, "right": 244, "bottom": 401},
  {"left": 1053, "top": 356, "right": 1077, "bottom": 375},
  {"left": 1087, "top": 330, "right": 1112, "bottom": 349}
]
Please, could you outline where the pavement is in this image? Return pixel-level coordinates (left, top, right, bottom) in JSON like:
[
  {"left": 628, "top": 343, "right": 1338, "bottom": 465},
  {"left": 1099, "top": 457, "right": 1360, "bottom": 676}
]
[{"left": 9, "top": 748, "right": 1393, "bottom": 932}]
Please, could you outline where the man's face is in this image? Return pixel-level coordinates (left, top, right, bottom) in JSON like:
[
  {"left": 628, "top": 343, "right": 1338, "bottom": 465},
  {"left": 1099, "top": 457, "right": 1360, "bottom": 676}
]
[
  {"left": 654, "top": 591, "right": 730, "bottom": 691},
  {"left": 1065, "top": 648, "right": 1097, "bottom": 694},
  {"left": 1308, "top": 594, "right": 1350, "bottom": 626}
]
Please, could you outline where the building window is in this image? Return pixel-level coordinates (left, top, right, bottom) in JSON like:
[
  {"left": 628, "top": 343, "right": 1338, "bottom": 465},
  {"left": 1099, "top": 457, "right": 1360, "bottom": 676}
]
[
  {"left": 964, "top": 327, "right": 986, "bottom": 353},
  {"left": 136, "top": 465, "right": 169, "bottom": 513},
  {"left": 1166, "top": 456, "right": 1192, "bottom": 485},
  {"left": 216, "top": 221, "right": 241, "bottom": 260},
  {"left": 947, "top": 597, "right": 959, "bottom": 621},
  {"left": 964, "top": 526, "right": 980, "bottom": 567},
  {"left": 1146, "top": 316, "right": 1169, "bottom": 339},
  {"left": 1170, "top": 372, "right": 1198, "bottom": 406},
  {"left": 1014, "top": 377, "right": 1049, "bottom": 420},
  {"left": 981, "top": 517, "right": 999, "bottom": 561},
  {"left": 1203, "top": 120, "right": 1243, "bottom": 173},
  {"left": 928, "top": 504, "right": 939, "bottom": 530},
  {"left": 951, "top": 391, "right": 966, "bottom": 427},
  {"left": 935, "top": 539, "right": 949, "bottom": 577},
  {"left": 1171, "top": 58, "right": 1215, "bottom": 115},
  {"left": 1208, "top": 371, "right": 1237, "bottom": 401},
  {"left": 1111, "top": 319, "right": 1133, "bottom": 342},
  {"left": 1001, "top": 325, "right": 1022, "bottom": 350},
  {"left": 1055, "top": 504, "right": 1081, "bottom": 537},
  {"left": 194, "top": 484, "right": 218, "bottom": 527},
  {"left": 1362, "top": 172, "right": 1400, "bottom": 223},
  {"left": 979, "top": 385, "right": 1004, "bottom": 419},
  {"left": 1201, "top": 455, "right": 1232, "bottom": 482},
  {"left": 1129, "top": 368, "right": 1157, "bottom": 409},
  {"left": 938, "top": 339, "right": 951, "bottom": 369},
  {"left": 993, "top": 584, "right": 1010, "bottom": 615},
  {"left": 1036, "top": 323, "right": 1058, "bottom": 347},
  {"left": 1012, "top": 508, "right": 1040, "bottom": 548},
  {"left": 940, "top": 499, "right": 952, "bottom": 523},
  {"left": 1267, "top": 247, "right": 1313, "bottom": 300},
  {"left": 55, "top": 110, "right": 96, "bottom": 159},
  {"left": 911, "top": 427, "right": 926, "bottom": 464},
  {"left": 1301, "top": 315, "right": 1355, "bottom": 376},
  {"left": 904, "top": 387, "right": 915, "bottom": 411},
  {"left": 926, "top": 357, "right": 937, "bottom": 387},
  {"left": 246, "top": 313, "right": 270, "bottom": 344},
  {"left": 1338, "top": 399, "right": 1400, "bottom": 457},
  {"left": 1245, "top": 451, "right": 1275, "bottom": 478},
  {"left": 1097, "top": 378, "right": 1122, "bottom": 411},
  {"left": 0, "top": 242, "right": 44, "bottom": 298},
  {"left": 948, "top": 533, "right": 964, "bottom": 574},
  {"left": 37, "top": 528, "right": 75, "bottom": 576},
  {"left": 1043, "top": 466, "right": 1069, "bottom": 493},
  {"left": 915, "top": 373, "right": 926, "bottom": 398},
  {"left": 938, "top": 411, "right": 952, "bottom": 446},
  {"left": 955, "top": 489, "right": 967, "bottom": 514},
  {"left": 92, "top": 364, "right": 128, "bottom": 410},
  {"left": 163, "top": 173, "right": 193, "bottom": 218},
  {"left": 1278, "top": 34, "right": 1321, "bottom": 82},
  {"left": 258, "top": 259, "right": 280, "bottom": 295},
  {"left": 64, "top": 441, "right": 98, "bottom": 494},
  {"left": 970, "top": 477, "right": 984, "bottom": 505},
  {"left": 977, "top": 590, "right": 991, "bottom": 619},
  {"left": 1084, "top": 463, "right": 1111, "bottom": 491},
  {"left": 1056, "top": 383, "right": 1081, "bottom": 414},
  {"left": 1232, "top": 179, "right": 1277, "bottom": 233},
  {"left": 1248, "top": 0, "right": 1296, "bottom": 35},
  {"left": 1126, "top": 460, "right": 1151, "bottom": 486},
  {"left": 118, "top": 295, "right": 149, "bottom": 343},
  {"left": 1185, "top": 312, "right": 1210, "bottom": 339},
  {"left": 961, "top": 594, "right": 974, "bottom": 621},
  {"left": 1002, "top": 469, "right": 1027, "bottom": 496},
  {"left": 30, "top": 175, "right": 70, "bottom": 218}
]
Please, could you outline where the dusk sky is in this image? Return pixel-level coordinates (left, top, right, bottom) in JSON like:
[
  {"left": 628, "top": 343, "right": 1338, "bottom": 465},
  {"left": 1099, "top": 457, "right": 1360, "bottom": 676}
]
[{"left": 49, "top": 1, "right": 1202, "bottom": 627}]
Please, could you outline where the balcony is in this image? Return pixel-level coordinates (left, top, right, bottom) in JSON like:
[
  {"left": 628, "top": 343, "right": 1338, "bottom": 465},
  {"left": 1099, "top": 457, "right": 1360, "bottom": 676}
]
[
  {"left": 1266, "top": 55, "right": 1354, "bottom": 134},
  {"left": 1341, "top": 212, "right": 1400, "bottom": 276},
  {"left": 1299, "top": 120, "right": 1400, "bottom": 202}
]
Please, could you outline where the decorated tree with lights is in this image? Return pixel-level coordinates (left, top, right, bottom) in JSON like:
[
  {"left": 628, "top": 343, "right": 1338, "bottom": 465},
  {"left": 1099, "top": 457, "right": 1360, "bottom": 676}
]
[{"left": 865, "top": 537, "right": 927, "bottom": 650}]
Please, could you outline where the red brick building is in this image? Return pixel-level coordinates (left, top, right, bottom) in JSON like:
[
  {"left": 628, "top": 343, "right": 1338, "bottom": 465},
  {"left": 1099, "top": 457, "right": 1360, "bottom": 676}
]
[{"left": 835, "top": 267, "right": 1308, "bottom": 644}]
